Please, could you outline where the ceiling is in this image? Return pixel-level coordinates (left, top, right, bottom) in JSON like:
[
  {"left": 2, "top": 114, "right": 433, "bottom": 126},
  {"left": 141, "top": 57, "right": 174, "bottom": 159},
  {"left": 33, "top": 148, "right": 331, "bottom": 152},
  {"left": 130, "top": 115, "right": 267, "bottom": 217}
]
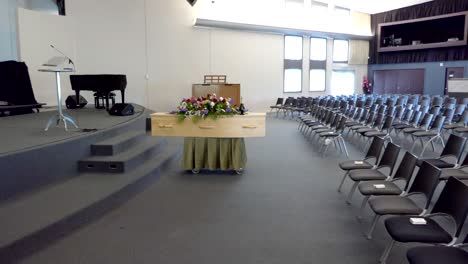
[{"left": 316, "top": 0, "right": 434, "bottom": 14}]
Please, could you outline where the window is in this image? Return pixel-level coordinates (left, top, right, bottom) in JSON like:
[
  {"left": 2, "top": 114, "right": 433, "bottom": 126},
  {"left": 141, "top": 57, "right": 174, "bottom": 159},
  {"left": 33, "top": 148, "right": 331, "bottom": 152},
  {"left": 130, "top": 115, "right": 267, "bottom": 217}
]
[
  {"left": 310, "top": 1, "right": 328, "bottom": 14},
  {"left": 285, "top": 0, "right": 304, "bottom": 9},
  {"left": 334, "top": 6, "right": 350, "bottom": 16},
  {"left": 284, "top": 36, "right": 303, "bottom": 92},
  {"left": 331, "top": 70, "right": 355, "bottom": 95},
  {"left": 333, "top": 39, "right": 349, "bottom": 63},
  {"left": 309, "top": 37, "right": 326, "bottom": 91},
  {"left": 310, "top": 37, "right": 326, "bottom": 61}
]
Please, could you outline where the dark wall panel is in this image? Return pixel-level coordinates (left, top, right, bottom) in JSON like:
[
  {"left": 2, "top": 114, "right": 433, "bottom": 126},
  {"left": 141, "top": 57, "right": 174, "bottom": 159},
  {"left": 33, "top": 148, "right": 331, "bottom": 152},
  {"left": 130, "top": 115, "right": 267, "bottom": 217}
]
[
  {"left": 373, "top": 69, "right": 425, "bottom": 94},
  {"left": 370, "top": 0, "right": 468, "bottom": 64}
]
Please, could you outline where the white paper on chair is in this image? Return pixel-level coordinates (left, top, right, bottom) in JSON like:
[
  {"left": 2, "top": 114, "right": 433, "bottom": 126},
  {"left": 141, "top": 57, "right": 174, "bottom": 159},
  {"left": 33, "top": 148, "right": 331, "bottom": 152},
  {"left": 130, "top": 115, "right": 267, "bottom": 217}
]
[
  {"left": 354, "top": 161, "right": 364, "bottom": 165},
  {"left": 373, "top": 184, "right": 386, "bottom": 189},
  {"left": 410, "top": 218, "right": 427, "bottom": 225}
]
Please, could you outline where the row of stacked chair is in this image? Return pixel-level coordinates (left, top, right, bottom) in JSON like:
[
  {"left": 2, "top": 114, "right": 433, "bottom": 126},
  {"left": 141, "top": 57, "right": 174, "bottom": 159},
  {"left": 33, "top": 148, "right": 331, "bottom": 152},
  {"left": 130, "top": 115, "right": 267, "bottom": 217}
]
[
  {"left": 271, "top": 94, "right": 468, "bottom": 263},
  {"left": 337, "top": 135, "right": 468, "bottom": 264}
]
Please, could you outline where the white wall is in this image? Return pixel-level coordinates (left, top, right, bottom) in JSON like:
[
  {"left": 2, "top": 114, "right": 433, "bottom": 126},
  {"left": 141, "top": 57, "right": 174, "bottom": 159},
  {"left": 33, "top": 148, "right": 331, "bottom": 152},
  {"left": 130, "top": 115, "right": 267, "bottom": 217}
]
[
  {"left": 17, "top": 8, "right": 76, "bottom": 105},
  {"left": 60, "top": 0, "right": 369, "bottom": 112}
]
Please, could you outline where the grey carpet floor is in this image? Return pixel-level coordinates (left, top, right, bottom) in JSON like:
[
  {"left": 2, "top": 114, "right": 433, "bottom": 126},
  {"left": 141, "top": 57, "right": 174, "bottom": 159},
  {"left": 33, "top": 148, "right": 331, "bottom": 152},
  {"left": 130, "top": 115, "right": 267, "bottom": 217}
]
[{"left": 20, "top": 117, "right": 430, "bottom": 264}]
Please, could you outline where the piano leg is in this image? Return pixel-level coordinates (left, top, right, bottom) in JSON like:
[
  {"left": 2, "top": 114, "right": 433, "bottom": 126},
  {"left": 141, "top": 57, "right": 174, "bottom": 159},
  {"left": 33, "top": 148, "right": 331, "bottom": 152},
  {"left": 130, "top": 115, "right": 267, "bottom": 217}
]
[
  {"left": 75, "top": 90, "right": 80, "bottom": 108},
  {"left": 121, "top": 90, "right": 125, "bottom": 104},
  {"left": 105, "top": 93, "right": 110, "bottom": 111}
]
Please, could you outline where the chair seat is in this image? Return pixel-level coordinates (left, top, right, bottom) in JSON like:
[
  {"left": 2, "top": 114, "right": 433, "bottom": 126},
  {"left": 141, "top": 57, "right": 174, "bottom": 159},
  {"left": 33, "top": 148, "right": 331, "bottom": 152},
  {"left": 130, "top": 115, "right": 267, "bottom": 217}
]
[
  {"left": 413, "top": 131, "right": 438, "bottom": 137},
  {"left": 407, "top": 246, "right": 468, "bottom": 264},
  {"left": 345, "top": 121, "right": 360, "bottom": 127},
  {"left": 270, "top": 105, "right": 281, "bottom": 108},
  {"left": 443, "top": 124, "right": 464, "bottom": 129},
  {"left": 364, "top": 131, "right": 387, "bottom": 137},
  {"left": 385, "top": 216, "right": 453, "bottom": 243},
  {"left": 319, "top": 131, "right": 339, "bottom": 137},
  {"left": 349, "top": 169, "right": 388, "bottom": 181},
  {"left": 416, "top": 159, "right": 456, "bottom": 169},
  {"left": 454, "top": 127, "right": 468, "bottom": 133},
  {"left": 403, "top": 127, "right": 425, "bottom": 134},
  {"left": 358, "top": 181, "right": 403, "bottom": 196},
  {"left": 315, "top": 128, "right": 333, "bottom": 133},
  {"left": 357, "top": 127, "right": 377, "bottom": 134},
  {"left": 311, "top": 125, "right": 329, "bottom": 131},
  {"left": 351, "top": 125, "right": 369, "bottom": 130},
  {"left": 440, "top": 169, "right": 468, "bottom": 180},
  {"left": 393, "top": 124, "right": 412, "bottom": 129},
  {"left": 339, "top": 160, "right": 373, "bottom": 171},
  {"left": 369, "top": 196, "right": 423, "bottom": 215}
]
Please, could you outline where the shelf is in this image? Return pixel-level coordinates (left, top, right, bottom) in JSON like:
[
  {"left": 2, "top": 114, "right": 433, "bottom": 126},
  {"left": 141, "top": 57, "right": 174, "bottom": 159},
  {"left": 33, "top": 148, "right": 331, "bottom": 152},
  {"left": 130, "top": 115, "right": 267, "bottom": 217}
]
[
  {"left": 379, "top": 40, "right": 467, "bottom": 52},
  {"left": 377, "top": 11, "right": 468, "bottom": 53}
]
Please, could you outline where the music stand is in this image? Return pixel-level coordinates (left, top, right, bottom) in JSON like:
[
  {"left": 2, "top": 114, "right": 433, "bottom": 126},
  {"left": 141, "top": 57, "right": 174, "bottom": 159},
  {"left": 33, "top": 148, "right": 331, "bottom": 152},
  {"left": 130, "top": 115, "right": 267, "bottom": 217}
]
[{"left": 39, "top": 65, "right": 78, "bottom": 131}]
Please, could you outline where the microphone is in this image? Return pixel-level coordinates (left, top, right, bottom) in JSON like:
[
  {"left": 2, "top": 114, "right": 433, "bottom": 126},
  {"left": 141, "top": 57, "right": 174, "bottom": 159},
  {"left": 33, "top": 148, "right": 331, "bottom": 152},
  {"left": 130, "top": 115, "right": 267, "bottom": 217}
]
[{"left": 50, "top": 44, "right": 75, "bottom": 69}]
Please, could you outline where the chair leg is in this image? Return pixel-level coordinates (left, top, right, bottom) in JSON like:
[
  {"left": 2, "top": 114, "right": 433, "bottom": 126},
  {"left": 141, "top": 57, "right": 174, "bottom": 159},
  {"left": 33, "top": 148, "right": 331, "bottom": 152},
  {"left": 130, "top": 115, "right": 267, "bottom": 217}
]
[
  {"left": 339, "top": 137, "right": 349, "bottom": 159},
  {"left": 379, "top": 239, "right": 396, "bottom": 264},
  {"left": 367, "top": 214, "right": 380, "bottom": 240},
  {"left": 346, "top": 181, "right": 359, "bottom": 204},
  {"left": 338, "top": 171, "right": 349, "bottom": 192},
  {"left": 358, "top": 196, "right": 370, "bottom": 220}
]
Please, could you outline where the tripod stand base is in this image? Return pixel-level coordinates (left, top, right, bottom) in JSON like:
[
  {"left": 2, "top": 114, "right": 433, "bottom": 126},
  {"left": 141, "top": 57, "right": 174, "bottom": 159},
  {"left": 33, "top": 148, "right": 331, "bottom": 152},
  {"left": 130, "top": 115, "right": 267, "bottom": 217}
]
[{"left": 44, "top": 113, "right": 79, "bottom": 131}]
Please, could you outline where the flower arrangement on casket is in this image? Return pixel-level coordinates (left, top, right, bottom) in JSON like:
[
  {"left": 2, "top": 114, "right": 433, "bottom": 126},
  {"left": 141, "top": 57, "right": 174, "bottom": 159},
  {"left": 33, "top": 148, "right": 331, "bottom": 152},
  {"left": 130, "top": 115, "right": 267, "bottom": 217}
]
[{"left": 172, "top": 94, "right": 240, "bottom": 122}]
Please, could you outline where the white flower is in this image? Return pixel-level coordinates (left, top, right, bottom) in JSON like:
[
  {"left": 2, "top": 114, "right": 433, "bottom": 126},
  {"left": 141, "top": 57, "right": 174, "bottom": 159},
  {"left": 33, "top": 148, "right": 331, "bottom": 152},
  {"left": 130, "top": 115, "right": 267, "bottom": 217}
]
[
  {"left": 219, "top": 97, "right": 224, "bottom": 101},
  {"left": 210, "top": 102, "right": 215, "bottom": 107}
]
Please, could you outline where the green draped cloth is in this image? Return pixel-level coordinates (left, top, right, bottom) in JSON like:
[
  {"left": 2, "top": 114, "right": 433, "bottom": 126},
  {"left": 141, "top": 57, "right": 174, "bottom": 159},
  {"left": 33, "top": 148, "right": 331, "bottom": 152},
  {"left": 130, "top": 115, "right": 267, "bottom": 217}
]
[{"left": 183, "top": 138, "right": 247, "bottom": 171}]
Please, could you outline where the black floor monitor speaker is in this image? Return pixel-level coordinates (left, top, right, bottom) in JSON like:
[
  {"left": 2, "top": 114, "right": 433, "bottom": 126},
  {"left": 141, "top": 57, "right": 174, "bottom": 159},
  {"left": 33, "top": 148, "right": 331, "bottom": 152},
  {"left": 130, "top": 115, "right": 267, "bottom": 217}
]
[
  {"left": 109, "top": 103, "right": 134, "bottom": 116},
  {"left": 66, "top": 95, "right": 87, "bottom": 109}
]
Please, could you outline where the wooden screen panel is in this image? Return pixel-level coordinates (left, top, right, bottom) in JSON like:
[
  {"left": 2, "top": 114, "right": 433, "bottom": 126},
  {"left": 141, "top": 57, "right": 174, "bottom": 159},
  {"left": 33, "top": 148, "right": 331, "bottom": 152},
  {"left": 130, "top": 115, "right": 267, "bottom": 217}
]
[
  {"left": 373, "top": 69, "right": 424, "bottom": 94},
  {"left": 192, "top": 84, "right": 241, "bottom": 106}
]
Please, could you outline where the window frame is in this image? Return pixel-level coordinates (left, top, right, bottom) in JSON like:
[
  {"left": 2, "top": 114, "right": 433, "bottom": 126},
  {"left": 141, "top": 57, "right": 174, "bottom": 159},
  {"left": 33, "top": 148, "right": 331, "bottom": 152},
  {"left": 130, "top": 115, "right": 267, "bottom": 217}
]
[{"left": 283, "top": 35, "right": 303, "bottom": 93}]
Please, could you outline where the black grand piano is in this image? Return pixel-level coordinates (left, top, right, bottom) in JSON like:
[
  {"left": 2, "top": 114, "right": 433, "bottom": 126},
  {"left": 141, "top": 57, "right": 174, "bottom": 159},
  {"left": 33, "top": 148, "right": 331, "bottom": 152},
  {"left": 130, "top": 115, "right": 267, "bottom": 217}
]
[{"left": 70, "top": 74, "right": 127, "bottom": 110}]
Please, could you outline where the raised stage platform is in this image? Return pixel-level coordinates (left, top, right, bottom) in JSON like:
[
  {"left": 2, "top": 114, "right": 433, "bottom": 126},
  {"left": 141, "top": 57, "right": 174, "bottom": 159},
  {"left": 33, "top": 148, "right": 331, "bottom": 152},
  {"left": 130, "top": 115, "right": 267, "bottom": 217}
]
[{"left": 0, "top": 105, "right": 181, "bottom": 263}]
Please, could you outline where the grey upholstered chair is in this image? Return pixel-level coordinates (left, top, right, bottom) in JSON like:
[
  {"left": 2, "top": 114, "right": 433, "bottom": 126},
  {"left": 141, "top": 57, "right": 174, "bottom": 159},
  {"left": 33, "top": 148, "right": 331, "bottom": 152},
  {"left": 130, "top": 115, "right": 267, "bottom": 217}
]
[
  {"left": 380, "top": 177, "right": 468, "bottom": 264},
  {"left": 337, "top": 137, "right": 385, "bottom": 192},
  {"left": 344, "top": 142, "right": 400, "bottom": 204},
  {"left": 365, "top": 161, "right": 441, "bottom": 239},
  {"left": 357, "top": 151, "right": 418, "bottom": 219}
]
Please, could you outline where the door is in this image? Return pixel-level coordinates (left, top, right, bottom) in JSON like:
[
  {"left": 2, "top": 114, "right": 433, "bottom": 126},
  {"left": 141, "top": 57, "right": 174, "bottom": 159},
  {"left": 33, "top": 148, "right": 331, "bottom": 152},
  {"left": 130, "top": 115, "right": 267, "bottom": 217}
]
[{"left": 445, "top": 67, "right": 464, "bottom": 95}]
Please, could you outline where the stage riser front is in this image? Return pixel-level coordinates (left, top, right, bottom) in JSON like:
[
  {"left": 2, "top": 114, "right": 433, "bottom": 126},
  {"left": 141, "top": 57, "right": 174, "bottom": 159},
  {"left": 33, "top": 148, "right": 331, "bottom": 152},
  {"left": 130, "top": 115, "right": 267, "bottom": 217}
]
[{"left": 0, "top": 109, "right": 146, "bottom": 202}]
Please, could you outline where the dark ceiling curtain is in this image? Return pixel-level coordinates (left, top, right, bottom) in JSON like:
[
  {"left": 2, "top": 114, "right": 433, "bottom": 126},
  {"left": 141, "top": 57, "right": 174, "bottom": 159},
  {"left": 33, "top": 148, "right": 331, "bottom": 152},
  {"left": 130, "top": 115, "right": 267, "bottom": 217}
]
[
  {"left": 56, "top": 0, "right": 66, "bottom": 16},
  {"left": 369, "top": 0, "right": 468, "bottom": 64}
]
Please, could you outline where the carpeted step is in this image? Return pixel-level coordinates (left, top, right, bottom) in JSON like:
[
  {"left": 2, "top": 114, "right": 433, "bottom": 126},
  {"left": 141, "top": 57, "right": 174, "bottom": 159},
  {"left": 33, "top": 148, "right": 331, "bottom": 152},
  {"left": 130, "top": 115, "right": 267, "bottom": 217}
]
[
  {"left": 0, "top": 143, "right": 180, "bottom": 261},
  {"left": 90, "top": 131, "right": 145, "bottom": 156},
  {"left": 78, "top": 137, "right": 166, "bottom": 173}
]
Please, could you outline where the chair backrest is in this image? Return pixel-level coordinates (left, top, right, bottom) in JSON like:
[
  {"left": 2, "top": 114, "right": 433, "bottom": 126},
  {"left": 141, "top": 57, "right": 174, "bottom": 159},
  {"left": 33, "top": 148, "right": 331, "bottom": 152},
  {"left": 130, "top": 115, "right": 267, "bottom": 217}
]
[
  {"left": 461, "top": 153, "right": 468, "bottom": 168},
  {"left": 420, "top": 105, "right": 430, "bottom": 115},
  {"left": 372, "top": 113, "right": 385, "bottom": 128},
  {"left": 360, "top": 109, "right": 370, "bottom": 122},
  {"left": 429, "top": 106, "right": 441, "bottom": 116},
  {"left": 410, "top": 111, "right": 422, "bottom": 124},
  {"left": 429, "top": 115, "right": 446, "bottom": 132},
  {"left": 381, "top": 115, "right": 395, "bottom": 130},
  {"left": 365, "top": 111, "right": 376, "bottom": 125},
  {"left": 401, "top": 109, "right": 414, "bottom": 123},
  {"left": 387, "top": 106, "right": 396, "bottom": 117},
  {"left": 378, "top": 105, "right": 387, "bottom": 114},
  {"left": 413, "top": 104, "right": 421, "bottom": 112},
  {"left": 454, "top": 104, "right": 466, "bottom": 116},
  {"left": 432, "top": 96, "right": 444, "bottom": 107},
  {"left": 353, "top": 108, "right": 362, "bottom": 120},
  {"left": 393, "top": 152, "right": 418, "bottom": 189},
  {"left": 459, "top": 110, "right": 468, "bottom": 125},
  {"left": 418, "top": 113, "right": 434, "bottom": 128},
  {"left": 407, "top": 161, "right": 441, "bottom": 209},
  {"left": 441, "top": 134, "right": 467, "bottom": 162},
  {"left": 377, "top": 142, "right": 401, "bottom": 175},
  {"left": 394, "top": 106, "right": 404, "bottom": 120},
  {"left": 443, "top": 108, "right": 455, "bottom": 123},
  {"left": 369, "top": 104, "right": 379, "bottom": 113},
  {"left": 365, "top": 137, "right": 385, "bottom": 161},
  {"left": 330, "top": 113, "right": 341, "bottom": 128},
  {"left": 420, "top": 99, "right": 430, "bottom": 107},
  {"left": 275, "top": 98, "right": 284, "bottom": 105},
  {"left": 336, "top": 116, "right": 347, "bottom": 132},
  {"left": 431, "top": 177, "right": 468, "bottom": 237}
]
